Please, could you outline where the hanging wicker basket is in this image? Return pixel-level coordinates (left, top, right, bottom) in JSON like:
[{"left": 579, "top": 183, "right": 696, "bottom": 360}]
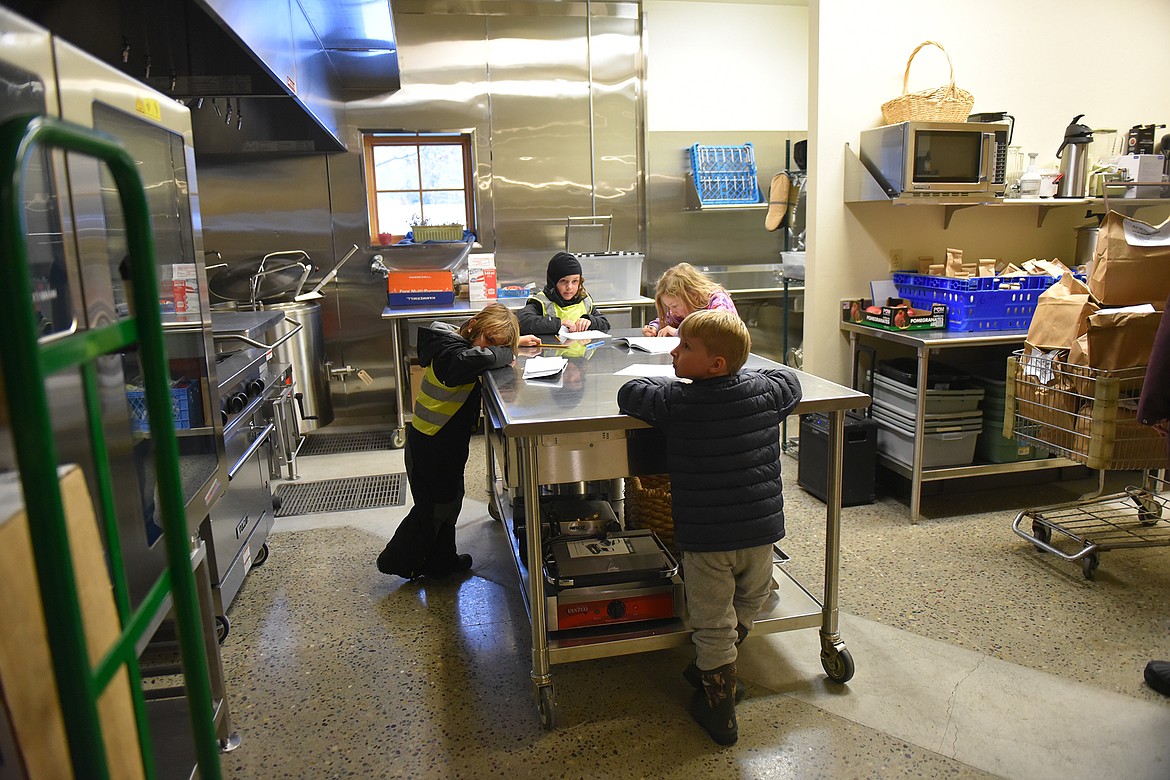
[
  {"left": 880, "top": 41, "right": 974, "bottom": 125},
  {"left": 623, "top": 474, "right": 675, "bottom": 551}
]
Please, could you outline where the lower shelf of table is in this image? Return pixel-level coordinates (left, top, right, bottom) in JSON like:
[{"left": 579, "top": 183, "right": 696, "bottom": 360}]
[
  {"left": 494, "top": 483, "right": 826, "bottom": 666},
  {"left": 878, "top": 453, "right": 1082, "bottom": 482},
  {"left": 544, "top": 567, "right": 824, "bottom": 665}
]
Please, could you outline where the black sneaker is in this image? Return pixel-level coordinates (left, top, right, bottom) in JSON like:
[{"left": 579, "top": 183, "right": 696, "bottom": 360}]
[
  {"left": 376, "top": 544, "right": 420, "bottom": 580},
  {"left": 420, "top": 553, "right": 473, "bottom": 579},
  {"left": 1144, "top": 660, "right": 1170, "bottom": 696}
]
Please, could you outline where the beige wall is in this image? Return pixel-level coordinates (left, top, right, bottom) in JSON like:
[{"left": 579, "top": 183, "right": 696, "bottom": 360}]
[
  {"left": 806, "top": 0, "right": 1170, "bottom": 383},
  {"left": 645, "top": 0, "right": 808, "bottom": 132}
]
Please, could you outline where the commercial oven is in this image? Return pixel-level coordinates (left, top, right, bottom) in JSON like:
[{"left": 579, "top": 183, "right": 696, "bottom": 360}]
[{"left": 206, "top": 310, "right": 299, "bottom": 639}]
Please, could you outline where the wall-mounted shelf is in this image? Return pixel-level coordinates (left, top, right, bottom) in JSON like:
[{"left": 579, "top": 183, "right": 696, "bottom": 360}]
[{"left": 843, "top": 143, "right": 1170, "bottom": 229}]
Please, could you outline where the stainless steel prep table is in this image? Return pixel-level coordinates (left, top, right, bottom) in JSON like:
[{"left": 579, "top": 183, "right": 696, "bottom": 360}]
[
  {"left": 482, "top": 331, "right": 868, "bottom": 728},
  {"left": 840, "top": 322, "right": 1080, "bottom": 523},
  {"left": 381, "top": 296, "right": 655, "bottom": 447}
]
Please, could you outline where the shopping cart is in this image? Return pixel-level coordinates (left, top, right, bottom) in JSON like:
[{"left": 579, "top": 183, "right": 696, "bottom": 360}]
[{"left": 1005, "top": 351, "right": 1169, "bottom": 579}]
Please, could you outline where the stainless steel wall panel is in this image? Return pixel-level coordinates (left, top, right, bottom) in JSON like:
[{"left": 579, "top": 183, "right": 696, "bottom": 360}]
[
  {"left": 586, "top": 15, "right": 643, "bottom": 254},
  {"left": 197, "top": 3, "right": 645, "bottom": 425}
]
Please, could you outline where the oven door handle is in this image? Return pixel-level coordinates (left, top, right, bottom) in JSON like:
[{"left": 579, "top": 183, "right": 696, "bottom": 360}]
[
  {"left": 229, "top": 423, "right": 275, "bottom": 480},
  {"left": 213, "top": 316, "right": 303, "bottom": 351}
]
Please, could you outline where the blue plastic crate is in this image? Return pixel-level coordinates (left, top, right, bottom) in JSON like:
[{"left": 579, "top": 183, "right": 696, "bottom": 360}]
[
  {"left": 893, "top": 272, "right": 1085, "bottom": 332},
  {"left": 126, "top": 379, "right": 203, "bottom": 432},
  {"left": 689, "top": 143, "right": 761, "bottom": 205}
]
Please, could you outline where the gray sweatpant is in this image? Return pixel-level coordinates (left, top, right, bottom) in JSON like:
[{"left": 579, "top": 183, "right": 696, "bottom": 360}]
[{"left": 683, "top": 544, "right": 774, "bottom": 670}]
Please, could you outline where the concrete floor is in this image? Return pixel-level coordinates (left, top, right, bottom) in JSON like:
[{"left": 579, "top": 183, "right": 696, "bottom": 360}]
[{"left": 216, "top": 430, "right": 1170, "bottom": 779}]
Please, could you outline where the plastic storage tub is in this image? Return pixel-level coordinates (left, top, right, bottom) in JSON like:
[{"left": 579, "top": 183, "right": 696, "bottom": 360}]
[
  {"left": 877, "top": 358, "right": 968, "bottom": 390},
  {"left": 871, "top": 398, "right": 983, "bottom": 432},
  {"left": 873, "top": 410, "right": 981, "bottom": 468},
  {"left": 873, "top": 373, "right": 984, "bottom": 416}
]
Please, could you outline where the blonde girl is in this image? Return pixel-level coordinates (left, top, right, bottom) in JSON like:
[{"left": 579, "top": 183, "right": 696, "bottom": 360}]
[{"left": 643, "top": 262, "right": 738, "bottom": 337}]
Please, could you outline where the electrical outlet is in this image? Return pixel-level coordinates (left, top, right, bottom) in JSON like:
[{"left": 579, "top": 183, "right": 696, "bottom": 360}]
[{"left": 888, "top": 248, "right": 904, "bottom": 271}]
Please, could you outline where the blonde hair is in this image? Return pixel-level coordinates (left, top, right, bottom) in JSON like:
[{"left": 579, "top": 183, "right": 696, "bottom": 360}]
[
  {"left": 653, "top": 262, "right": 727, "bottom": 324},
  {"left": 678, "top": 309, "right": 750, "bottom": 374},
  {"left": 461, "top": 303, "right": 520, "bottom": 351}
]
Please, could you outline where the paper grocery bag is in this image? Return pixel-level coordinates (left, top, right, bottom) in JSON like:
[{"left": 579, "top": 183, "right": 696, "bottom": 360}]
[
  {"left": 1069, "top": 307, "right": 1163, "bottom": 372},
  {"left": 1025, "top": 272, "right": 1099, "bottom": 352},
  {"left": 1090, "top": 211, "right": 1170, "bottom": 306}
]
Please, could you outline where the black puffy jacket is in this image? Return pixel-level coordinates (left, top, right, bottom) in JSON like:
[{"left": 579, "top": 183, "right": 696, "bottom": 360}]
[{"left": 617, "top": 368, "right": 802, "bottom": 552}]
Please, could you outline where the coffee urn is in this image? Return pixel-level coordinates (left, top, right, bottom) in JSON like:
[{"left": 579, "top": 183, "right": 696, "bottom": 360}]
[{"left": 1056, "top": 115, "right": 1093, "bottom": 198}]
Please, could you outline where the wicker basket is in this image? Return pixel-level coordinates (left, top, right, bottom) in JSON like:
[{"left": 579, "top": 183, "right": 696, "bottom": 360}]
[
  {"left": 623, "top": 474, "right": 675, "bottom": 550},
  {"left": 880, "top": 41, "right": 974, "bottom": 125},
  {"left": 410, "top": 224, "right": 464, "bottom": 242}
]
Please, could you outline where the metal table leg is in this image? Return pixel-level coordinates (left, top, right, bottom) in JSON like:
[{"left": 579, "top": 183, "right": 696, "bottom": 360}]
[
  {"left": 520, "top": 436, "right": 557, "bottom": 728},
  {"left": 911, "top": 345, "right": 930, "bottom": 523},
  {"left": 818, "top": 408, "right": 854, "bottom": 682},
  {"left": 389, "top": 319, "right": 408, "bottom": 449}
]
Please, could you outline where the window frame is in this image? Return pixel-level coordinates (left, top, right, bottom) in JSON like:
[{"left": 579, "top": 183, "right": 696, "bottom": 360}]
[{"left": 361, "top": 131, "right": 476, "bottom": 245}]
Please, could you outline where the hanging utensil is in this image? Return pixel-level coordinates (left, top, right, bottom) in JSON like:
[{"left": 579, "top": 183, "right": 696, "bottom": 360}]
[{"left": 295, "top": 244, "right": 360, "bottom": 301}]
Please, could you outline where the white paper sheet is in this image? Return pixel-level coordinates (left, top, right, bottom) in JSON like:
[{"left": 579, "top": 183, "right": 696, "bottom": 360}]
[
  {"left": 614, "top": 364, "right": 684, "bottom": 378},
  {"left": 559, "top": 328, "right": 611, "bottom": 341},
  {"left": 612, "top": 336, "right": 679, "bottom": 354},
  {"left": 523, "top": 355, "right": 567, "bottom": 379}
]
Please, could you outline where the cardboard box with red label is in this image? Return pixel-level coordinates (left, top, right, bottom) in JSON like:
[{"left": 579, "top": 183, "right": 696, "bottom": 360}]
[{"left": 387, "top": 270, "right": 455, "bottom": 307}]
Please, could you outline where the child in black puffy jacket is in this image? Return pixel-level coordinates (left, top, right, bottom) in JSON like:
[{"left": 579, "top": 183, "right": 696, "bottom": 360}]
[{"left": 617, "top": 309, "right": 801, "bottom": 746}]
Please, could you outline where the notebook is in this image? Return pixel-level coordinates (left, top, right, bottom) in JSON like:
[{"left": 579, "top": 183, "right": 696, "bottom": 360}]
[{"left": 612, "top": 336, "right": 679, "bottom": 354}]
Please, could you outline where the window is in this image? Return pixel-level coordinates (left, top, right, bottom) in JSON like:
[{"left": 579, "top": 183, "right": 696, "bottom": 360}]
[{"left": 362, "top": 132, "right": 475, "bottom": 244}]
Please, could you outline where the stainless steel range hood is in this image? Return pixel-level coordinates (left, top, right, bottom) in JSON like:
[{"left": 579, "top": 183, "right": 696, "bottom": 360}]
[
  {"left": 6, "top": 0, "right": 400, "bottom": 155},
  {"left": 192, "top": 0, "right": 400, "bottom": 154}
]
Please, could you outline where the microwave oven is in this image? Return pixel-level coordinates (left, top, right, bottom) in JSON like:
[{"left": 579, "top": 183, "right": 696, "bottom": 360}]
[{"left": 858, "top": 121, "right": 1010, "bottom": 200}]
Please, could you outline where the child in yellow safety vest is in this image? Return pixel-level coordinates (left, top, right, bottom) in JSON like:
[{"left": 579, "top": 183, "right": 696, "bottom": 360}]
[
  {"left": 377, "top": 304, "right": 520, "bottom": 580},
  {"left": 516, "top": 252, "right": 611, "bottom": 338}
]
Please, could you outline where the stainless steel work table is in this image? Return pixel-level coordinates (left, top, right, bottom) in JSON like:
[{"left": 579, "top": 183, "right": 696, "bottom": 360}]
[
  {"left": 381, "top": 296, "right": 655, "bottom": 446},
  {"left": 482, "top": 330, "right": 868, "bottom": 728},
  {"left": 841, "top": 321, "right": 1080, "bottom": 523}
]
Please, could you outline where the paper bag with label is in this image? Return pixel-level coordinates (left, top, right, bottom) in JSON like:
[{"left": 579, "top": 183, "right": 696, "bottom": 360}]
[
  {"left": 1090, "top": 210, "right": 1170, "bottom": 306},
  {"left": 1024, "top": 272, "right": 1099, "bottom": 352},
  {"left": 1066, "top": 307, "right": 1162, "bottom": 372}
]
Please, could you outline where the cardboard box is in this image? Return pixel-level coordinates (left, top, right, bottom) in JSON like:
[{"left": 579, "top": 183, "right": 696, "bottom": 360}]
[
  {"left": 0, "top": 466, "right": 144, "bottom": 779},
  {"left": 467, "top": 254, "right": 497, "bottom": 302},
  {"left": 1115, "top": 154, "right": 1165, "bottom": 198},
  {"left": 843, "top": 299, "right": 947, "bottom": 331},
  {"left": 387, "top": 270, "right": 455, "bottom": 307}
]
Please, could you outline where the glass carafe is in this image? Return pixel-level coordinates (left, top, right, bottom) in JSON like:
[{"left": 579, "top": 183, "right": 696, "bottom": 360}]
[{"left": 1004, "top": 146, "right": 1024, "bottom": 198}]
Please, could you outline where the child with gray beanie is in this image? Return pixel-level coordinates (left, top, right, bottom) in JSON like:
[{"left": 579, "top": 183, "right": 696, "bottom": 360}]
[{"left": 516, "top": 251, "right": 611, "bottom": 336}]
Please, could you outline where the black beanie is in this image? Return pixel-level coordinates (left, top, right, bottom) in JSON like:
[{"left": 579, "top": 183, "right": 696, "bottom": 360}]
[{"left": 546, "top": 252, "right": 582, "bottom": 289}]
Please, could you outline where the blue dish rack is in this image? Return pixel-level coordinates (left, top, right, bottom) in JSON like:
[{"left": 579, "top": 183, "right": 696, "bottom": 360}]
[
  {"left": 127, "top": 378, "right": 203, "bottom": 432},
  {"left": 689, "top": 143, "right": 761, "bottom": 205},
  {"left": 892, "top": 272, "right": 1084, "bottom": 332}
]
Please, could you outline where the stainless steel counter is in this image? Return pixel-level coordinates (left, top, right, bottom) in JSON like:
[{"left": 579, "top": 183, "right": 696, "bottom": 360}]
[
  {"left": 482, "top": 330, "right": 868, "bottom": 728},
  {"left": 381, "top": 296, "right": 655, "bottom": 446}
]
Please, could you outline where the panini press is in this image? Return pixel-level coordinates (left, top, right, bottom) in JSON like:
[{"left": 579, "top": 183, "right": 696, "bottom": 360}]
[{"left": 539, "top": 500, "right": 683, "bottom": 632}]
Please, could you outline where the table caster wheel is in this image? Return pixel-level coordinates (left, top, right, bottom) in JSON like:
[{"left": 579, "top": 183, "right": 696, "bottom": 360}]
[
  {"left": 252, "top": 541, "right": 270, "bottom": 566},
  {"left": 821, "top": 645, "right": 855, "bottom": 683},
  {"left": 215, "top": 614, "right": 230, "bottom": 644},
  {"left": 1081, "top": 553, "right": 1099, "bottom": 580},
  {"left": 391, "top": 428, "right": 406, "bottom": 449},
  {"left": 537, "top": 685, "right": 558, "bottom": 730}
]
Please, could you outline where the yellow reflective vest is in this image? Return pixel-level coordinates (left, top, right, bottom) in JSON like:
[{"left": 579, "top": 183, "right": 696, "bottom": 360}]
[
  {"left": 531, "top": 290, "right": 594, "bottom": 323},
  {"left": 411, "top": 363, "right": 476, "bottom": 436}
]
